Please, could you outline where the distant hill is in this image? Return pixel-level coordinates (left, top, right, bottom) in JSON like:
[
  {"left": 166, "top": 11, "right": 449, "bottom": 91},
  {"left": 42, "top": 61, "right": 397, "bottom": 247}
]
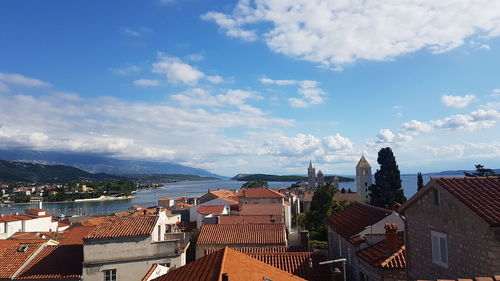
[
  {"left": 120, "top": 174, "right": 219, "bottom": 182},
  {"left": 0, "top": 160, "right": 117, "bottom": 183},
  {"left": 429, "top": 169, "right": 500, "bottom": 176},
  {"left": 0, "top": 149, "right": 221, "bottom": 178},
  {"left": 231, "top": 173, "right": 354, "bottom": 182}
]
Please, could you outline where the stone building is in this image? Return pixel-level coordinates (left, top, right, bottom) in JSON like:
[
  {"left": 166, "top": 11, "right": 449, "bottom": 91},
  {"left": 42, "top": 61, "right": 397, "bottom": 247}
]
[
  {"left": 356, "top": 156, "right": 372, "bottom": 203},
  {"left": 325, "top": 203, "right": 404, "bottom": 281},
  {"left": 400, "top": 177, "right": 500, "bottom": 280},
  {"left": 82, "top": 214, "right": 188, "bottom": 281},
  {"left": 308, "top": 160, "right": 316, "bottom": 188},
  {"left": 317, "top": 170, "right": 325, "bottom": 187}
]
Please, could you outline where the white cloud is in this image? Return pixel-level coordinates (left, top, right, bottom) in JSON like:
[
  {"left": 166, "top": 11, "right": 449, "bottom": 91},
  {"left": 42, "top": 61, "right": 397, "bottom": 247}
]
[
  {"left": 152, "top": 54, "right": 205, "bottom": 85},
  {"left": 0, "top": 73, "right": 50, "bottom": 87},
  {"left": 490, "top": 89, "right": 500, "bottom": 98},
  {"left": 203, "top": 0, "right": 500, "bottom": 67},
  {"left": 133, "top": 79, "right": 160, "bottom": 87},
  {"left": 206, "top": 75, "right": 224, "bottom": 84},
  {"left": 171, "top": 88, "right": 255, "bottom": 107},
  {"left": 377, "top": 129, "right": 395, "bottom": 143},
  {"left": 431, "top": 109, "right": 500, "bottom": 131},
  {"left": 186, "top": 54, "right": 204, "bottom": 62},
  {"left": 0, "top": 82, "right": 9, "bottom": 93},
  {"left": 110, "top": 65, "right": 141, "bottom": 76},
  {"left": 400, "top": 120, "right": 432, "bottom": 135},
  {"left": 263, "top": 133, "right": 354, "bottom": 157},
  {"left": 120, "top": 27, "right": 152, "bottom": 37},
  {"left": 259, "top": 77, "right": 326, "bottom": 107},
  {"left": 441, "top": 94, "right": 476, "bottom": 108},
  {"left": 480, "top": 44, "right": 491, "bottom": 50},
  {"left": 322, "top": 134, "right": 353, "bottom": 151}
]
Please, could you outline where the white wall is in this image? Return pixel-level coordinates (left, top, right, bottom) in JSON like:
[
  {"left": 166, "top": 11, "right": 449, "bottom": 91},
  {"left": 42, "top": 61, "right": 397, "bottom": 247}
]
[
  {"left": 189, "top": 198, "right": 233, "bottom": 223},
  {"left": 23, "top": 217, "right": 53, "bottom": 232},
  {"left": 357, "top": 212, "right": 404, "bottom": 238}
]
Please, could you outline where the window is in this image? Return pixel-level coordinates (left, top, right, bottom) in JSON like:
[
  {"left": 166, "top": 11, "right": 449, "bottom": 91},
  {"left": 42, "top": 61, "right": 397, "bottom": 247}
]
[
  {"left": 103, "top": 269, "right": 116, "bottom": 281},
  {"left": 433, "top": 189, "right": 440, "bottom": 205},
  {"left": 431, "top": 231, "right": 448, "bottom": 267},
  {"left": 362, "top": 170, "right": 366, "bottom": 175},
  {"left": 364, "top": 182, "right": 368, "bottom": 187}
]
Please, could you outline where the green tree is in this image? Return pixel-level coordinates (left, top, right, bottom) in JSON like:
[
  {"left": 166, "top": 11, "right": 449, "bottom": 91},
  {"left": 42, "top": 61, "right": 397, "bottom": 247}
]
[
  {"left": 464, "top": 164, "right": 496, "bottom": 177},
  {"left": 417, "top": 172, "right": 424, "bottom": 191},
  {"left": 369, "top": 147, "right": 406, "bottom": 208},
  {"left": 310, "top": 183, "right": 335, "bottom": 213},
  {"left": 242, "top": 180, "right": 268, "bottom": 188}
]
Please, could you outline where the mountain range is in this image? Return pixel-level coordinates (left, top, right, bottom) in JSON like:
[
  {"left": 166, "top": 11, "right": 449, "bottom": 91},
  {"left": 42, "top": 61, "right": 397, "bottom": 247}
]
[{"left": 0, "top": 150, "right": 221, "bottom": 178}]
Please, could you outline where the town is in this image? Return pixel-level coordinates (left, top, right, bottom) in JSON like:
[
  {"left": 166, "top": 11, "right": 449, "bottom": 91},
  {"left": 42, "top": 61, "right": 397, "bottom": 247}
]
[{"left": 0, "top": 149, "right": 498, "bottom": 281}]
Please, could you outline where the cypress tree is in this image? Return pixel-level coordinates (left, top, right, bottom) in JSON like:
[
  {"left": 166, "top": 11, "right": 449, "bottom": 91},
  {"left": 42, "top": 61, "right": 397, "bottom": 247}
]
[
  {"left": 417, "top": 172, "right": 424, "bottom": 191},
  {"left": 368, "top": 147, "right": 406, "bottom": 208}
]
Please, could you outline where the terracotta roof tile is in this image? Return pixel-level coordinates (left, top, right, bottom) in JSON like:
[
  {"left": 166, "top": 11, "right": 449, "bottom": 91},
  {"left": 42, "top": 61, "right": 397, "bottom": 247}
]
[
  {"left": 0, "top": 240, "right": 45, "bottom": 279},
  {"left": 84, "top": 216, "right": 158, "bottom": 240},
  {"left": 333, "top": 193, "right": 360, "bottom": 202},
  {"left": 197, "top": 205, "right": 226, "bottom": 215},
  {"left": 435, "top": 177, "right": 500, "bottom": 227},
  {"left": 357, "top": 232, "right": 406, "bottom": 269},
  {"left": 218, "top": 215, "right": 283, "bottom": 224},
  {"left": 238, "top": 188, "right": 285, "bottom": 198},
  {"left": 204, "top": 246, "right": 307, "bottom": 255},
  {"left": 59, "top": 226, "right": 96, "bottom": 245},
  {"left": 159, "top": 198, "right": 173, "bottom": 200},
  {"left": 79, "top": 216, "right": 107, "bottom": 226},
  {"left": 206, "top": 190, "right": 239, "bottom": 204},
  {"left": 325, "top": 203, "right": 391, "bottom": 240},
  {"left": 248, "top": 252, "right": 332, "bottom": 281},
  {"left": 152, "top": 247, "right": 305, "bottom": 281},
  {"left": 240, "top": 203, "right": 283, "bottom": 216},
  {"left": 15, "top": 245, "right": 82, "bottom": 280},
  {"left": 8, "top": 232, "right": 48, "bottom": 240},
  {"left": 141, "top": 264, "right": 160, "bottom": 281},
  {"left": 197, "top": 223, "right": 286, "bottom": 245}
]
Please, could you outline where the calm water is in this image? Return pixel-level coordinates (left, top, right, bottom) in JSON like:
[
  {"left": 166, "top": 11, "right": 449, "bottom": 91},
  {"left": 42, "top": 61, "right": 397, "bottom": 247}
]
[{"left": 0, "top": 173, "right": 463, "bottom": 216}]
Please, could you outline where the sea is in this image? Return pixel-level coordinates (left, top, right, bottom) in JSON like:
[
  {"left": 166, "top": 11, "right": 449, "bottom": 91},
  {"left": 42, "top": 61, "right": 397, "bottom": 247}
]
[{"left": 0, "top": 173, "right": 464, "bottom": 216}]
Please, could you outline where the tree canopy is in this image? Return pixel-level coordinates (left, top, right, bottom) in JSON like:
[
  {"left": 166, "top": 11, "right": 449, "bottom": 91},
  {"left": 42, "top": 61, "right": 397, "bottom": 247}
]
[
  {"left": 241, "top": 180, "right": 268, "bottom": 188},
  {"left": 369, "top": 147, "right": 406, "bottom": 208},
  {"left": 464, "top": 164, "right": 497, "bottom": 177},
  {"left": 417, "top": 172, "right": 424, "bottom": 191}
]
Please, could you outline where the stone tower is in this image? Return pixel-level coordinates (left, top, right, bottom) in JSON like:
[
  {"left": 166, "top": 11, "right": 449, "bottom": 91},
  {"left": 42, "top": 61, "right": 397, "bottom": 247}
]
[
  {"left": 356, "top": 155, "right": 372, "bottom": 203},
  {"left": 307, "top": 161, "right": 316, "bottom": 188},
  {"left": 333, "top": 176, "right": 340, "bottom": 190},
  {"left": 317, "top": 170, "right": 324, "bottom": 187}
]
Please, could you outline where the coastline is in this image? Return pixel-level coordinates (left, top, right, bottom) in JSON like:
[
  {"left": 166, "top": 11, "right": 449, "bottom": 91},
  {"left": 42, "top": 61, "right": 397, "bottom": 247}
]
[{"left": 7, "top": 195, "right": 135, "bottom": 205}]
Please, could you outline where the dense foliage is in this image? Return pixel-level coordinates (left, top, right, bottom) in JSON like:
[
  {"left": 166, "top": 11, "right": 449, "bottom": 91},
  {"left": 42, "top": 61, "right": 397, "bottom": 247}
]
[
  {"left": 368, "top": 147, "right": 406, "bottom": 208},
  {"left": 464, "top": 164, "right": 497, "bottom": 177},
  {"left": 241, "top": 180, "right": 269, "bottom": 188},
  {"left": 417, "top": 172, "right": 424, "bottom": 191}
]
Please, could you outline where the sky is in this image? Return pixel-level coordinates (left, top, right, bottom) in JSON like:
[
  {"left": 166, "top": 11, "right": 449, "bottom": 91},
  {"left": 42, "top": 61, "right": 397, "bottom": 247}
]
[{"left": 1, "top": 0, "right": 500, "bottom": 176}]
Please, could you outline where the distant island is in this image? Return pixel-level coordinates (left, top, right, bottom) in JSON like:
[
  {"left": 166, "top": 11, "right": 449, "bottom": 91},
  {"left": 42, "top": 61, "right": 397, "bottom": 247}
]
[
  {"left": 231, "top": 173, "right": 354, "bottom": 182},
  {"left": 120, "top": 174, "right": 219, "bottom": 182}
]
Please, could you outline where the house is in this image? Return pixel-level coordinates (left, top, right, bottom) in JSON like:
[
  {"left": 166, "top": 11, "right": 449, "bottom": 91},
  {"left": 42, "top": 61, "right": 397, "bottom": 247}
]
[
  {"left": 0, "top": 208, "right": 60, "bottom": 239},
  {"left": 237, "top": 188, "right": 284, "bottom": 205},
  {"left": 141, "top": 264, "right": 170, "bottom": 281},
  {"left": 400, "top": 176, "right": 500, "bottom": 280},
  {"left": 82, "top": 214, "right": 188, "bottom": 281},
  {"left": 196, "top": 205, "right": 228, "bottom": 227},
  {"left": 301, "top": 192, "right": 314, "bottom": 212},
  {"left": 196, "top": 223, "right": 287, "bottom": 259},
  {"left": 325, "top": 203, "right": 404, "bottom": 281},
  {"left": 158, "top": 198, "right": 174, "bottom": 209},
  {"left": 356, "top": 223, "right": 406, "bottom": 281},
  {"left": 0, "top": 240, "right": 49, "bottom": 280},
  {"left": 189, "top": 190, "right": 238, "bottom": 226},
  {"left": 148, "top": 247, "right": 306, "bottom": 281},
  {"left": 218, "top": 214, "right": 282, "bottom": 224}
]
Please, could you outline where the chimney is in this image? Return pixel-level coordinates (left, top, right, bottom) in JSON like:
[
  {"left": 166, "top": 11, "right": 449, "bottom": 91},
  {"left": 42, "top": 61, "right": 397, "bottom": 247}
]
[
  {"left": 221, "top": 273, "right": 229, "bottom": 281},
  {"left": 384, "top": 223, "right": 399, "bottom": 252}
]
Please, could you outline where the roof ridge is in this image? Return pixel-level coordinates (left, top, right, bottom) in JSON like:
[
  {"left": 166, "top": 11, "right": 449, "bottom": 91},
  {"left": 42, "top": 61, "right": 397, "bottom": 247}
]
[
  {"left": 380, "top": 245, "right": 405, "bottom": 267},
  {"left": 218, "top": 247, "right": 229, "bottom": 281}
]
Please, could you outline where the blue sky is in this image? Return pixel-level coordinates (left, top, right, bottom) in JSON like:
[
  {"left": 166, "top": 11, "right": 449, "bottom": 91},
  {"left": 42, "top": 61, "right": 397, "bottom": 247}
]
[{"left": 1, "top": 0, "right": 500, "bottom": 176}]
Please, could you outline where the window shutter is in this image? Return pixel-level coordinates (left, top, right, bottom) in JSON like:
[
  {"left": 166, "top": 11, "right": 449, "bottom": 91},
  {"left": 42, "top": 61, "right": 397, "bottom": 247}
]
[
  {"left": 439, "top": 237, "right": 448, "bottom": 263},
  {"left": 431, "top": 235, "right": 439, "bottom": 261}
]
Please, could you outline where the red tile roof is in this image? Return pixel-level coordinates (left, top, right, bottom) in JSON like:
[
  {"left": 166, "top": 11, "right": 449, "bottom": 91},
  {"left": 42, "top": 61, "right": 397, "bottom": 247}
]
[
  {"left": 15, "top": 245, "right": 82, "bottom": 280},
  {"left": 79, "top": 216, "right": 107, "bottom": 226},
  {"left": 218, "top": 215, "right": 283, "bottom": 224},
  {"left": 238, "top": 188, "right": 285, "bottom": 198},
  {"left": 248, "top": 252, "right": 332, "bottom": 281},
  {"left": 239, "top": 203, "right": 283, "bottom": 216},
  {"left": 141, "top": 263, "right": 160, "bottom": 281},
  {"left": 204, "top": 246, "right": 307, "bottom": 255},
  {"left": 205, "top": 190, "right": 239, "bottom": 204},
  {"left": 159, "top": 198, "right": 173, "bottom": 201},
  {"left": 197, "top": 223, "right": 286, "bottom": 245},
  {"left": 8, "top": 232, "right": 48, "bottom": 241},
  {"left": 197, "top": 205, "right": 226, "bottom": 215},
  {"left": 357, "top": 232, "right": 406, "bottom": 269},
  {"left": 333, "top": 193, "right": 360, "bottom": 202},
  {"left": 434, "top": 177, "right": 499, "bottom": 227},
  {"left": 0, "top": 241, "right": 46, "bottom": 279},
  {"left": 59, "top": 225, "right": 96, "bottom": 245},
  {"left": 325, "top": 203, "right": 391, "bottom": 240},
  {"left": 151, "top": 247, "right": 305, "bottom": 281},
  {"left": 84, "top": 216, "right": 158, "bottom": 240},
  {"left": 301, "top": 192, "right": 314, "bottom": 202}
]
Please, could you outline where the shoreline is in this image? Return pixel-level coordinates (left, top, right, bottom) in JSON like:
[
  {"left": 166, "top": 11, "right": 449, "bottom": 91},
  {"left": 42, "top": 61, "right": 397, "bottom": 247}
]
[{"left": 6, "top": 195, "right": 136, "bottom": 205}]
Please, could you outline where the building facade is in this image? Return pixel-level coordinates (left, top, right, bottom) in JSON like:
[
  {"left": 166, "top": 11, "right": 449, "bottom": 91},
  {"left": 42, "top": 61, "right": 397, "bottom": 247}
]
[
  {"left": 308, "top": 161, "right": 316, "bottom": 188},
  {"left": 356, "top": 156, "right": 372, "bottom": 203}
]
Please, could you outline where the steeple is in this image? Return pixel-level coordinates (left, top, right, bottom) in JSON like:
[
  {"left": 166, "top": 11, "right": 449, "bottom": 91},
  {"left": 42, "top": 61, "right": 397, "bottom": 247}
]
[
  {"left": 356, "top": 155, "right": 372, "bottom": 203},
  {"left": 356, "top": 155, "right": 371, "bottom": 169},
  {"left": 309, "top": 160, "right": 313, "bottom": 169}
]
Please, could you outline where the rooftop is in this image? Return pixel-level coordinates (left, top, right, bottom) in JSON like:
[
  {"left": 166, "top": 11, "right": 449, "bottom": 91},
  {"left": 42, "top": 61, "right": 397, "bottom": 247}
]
[
  {"left": 206, "top": 189, "right": 239, "bottom": 204},
  {"left": 357, "top": 232, "right": 406, "bottom": 269},
  {"left": 248, "top": 252, "right": 332, "bottom": 281},
  {"left": 150, "top": 247, "right": 305, "bottom": 281},
  {"left": 16, "top": 245, "right": 82, "bottom": 280},
  {"left": 84, "top": 216, "right": 158, "bottom": 240},
  {"left": 239, "top": 203, "right": 283, "bottom": 216},
  {"left": 218, "top": 215, "right": 282, "bottom": 224},
  {"left": 333, "top": 193, "right": 359, "bottom": 202},
  {"left": 356, "top": 155, "right": 371, "bottom": 168},
  {"left": 238, "top": 188, "right": 285, "bottom": 198},
  {"left": 197, "top": 223, "right": 286, "bottom": 245},
  {"left": 197, "top": 205, "right": 226, "bottom": 215},
  {"left": 59, "top": 225, "right": 97, "bottom": 245},
  {"left": 204, "top": 246, "right": 307, "bottom": 255},
  {"left": 0, "top": 240, "right": 46, "bottom": 279},
  {"left": 325, "top": 203, "right": 391, "bottom": 240}
]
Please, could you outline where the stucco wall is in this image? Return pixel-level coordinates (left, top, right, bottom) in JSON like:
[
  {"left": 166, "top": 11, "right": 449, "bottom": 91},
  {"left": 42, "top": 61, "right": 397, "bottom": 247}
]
[
  {"left": 23, "top": 216, "right": 53, "bottom": 232},
  {"left": 405, "top": 183, "right": 500, "bottom": 280},
  {"left": 189, "top": 199, "right": 233, "bottom": 223}
]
